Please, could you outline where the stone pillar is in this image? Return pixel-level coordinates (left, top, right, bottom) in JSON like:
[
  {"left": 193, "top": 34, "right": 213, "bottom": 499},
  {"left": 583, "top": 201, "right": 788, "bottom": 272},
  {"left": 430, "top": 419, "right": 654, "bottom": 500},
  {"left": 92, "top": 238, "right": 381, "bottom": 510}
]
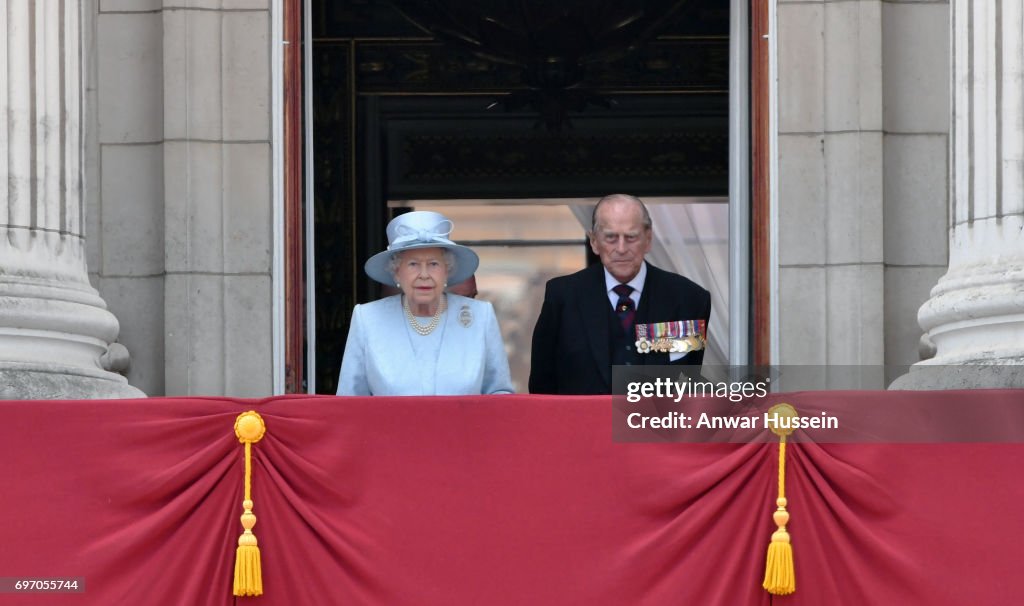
[
  {"left": 161, "top": 4, "right": 274, "bottom": 396},
  {"left": 776, "top": 1, "right": 885, "bottom": 387},
  {"left": 0, "top": 1, "right": 143, "bottom": 398},
  {"left": 895, "top": 0, "right": 1024, "bottom": 388}
]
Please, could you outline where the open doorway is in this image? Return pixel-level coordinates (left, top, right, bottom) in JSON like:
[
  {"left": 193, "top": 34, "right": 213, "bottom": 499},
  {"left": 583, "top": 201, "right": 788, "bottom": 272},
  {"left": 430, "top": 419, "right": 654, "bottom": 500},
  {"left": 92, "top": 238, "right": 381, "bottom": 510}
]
[
  {"left": 300, "top": 0, "right": 747, "bottom": 394},
  {"left": 394, "top": 199, "right": 729, "bottom": 392}
]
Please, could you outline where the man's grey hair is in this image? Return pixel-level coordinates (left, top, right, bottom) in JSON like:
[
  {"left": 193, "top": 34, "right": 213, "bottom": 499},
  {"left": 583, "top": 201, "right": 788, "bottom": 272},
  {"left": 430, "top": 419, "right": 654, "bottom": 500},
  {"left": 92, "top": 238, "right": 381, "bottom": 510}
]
[
  {"left": 387, "top": 248, "right": 457, "bottom": 279},
  {"left": 590, "top": 194, "right": 652, "bottom": 232}
]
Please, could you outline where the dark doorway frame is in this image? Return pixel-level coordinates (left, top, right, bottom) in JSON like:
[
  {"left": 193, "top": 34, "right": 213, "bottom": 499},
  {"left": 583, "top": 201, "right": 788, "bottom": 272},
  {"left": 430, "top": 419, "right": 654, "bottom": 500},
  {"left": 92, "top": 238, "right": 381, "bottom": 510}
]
[{"left": 281, "top": 0, "right": 773, "bottom": 393}]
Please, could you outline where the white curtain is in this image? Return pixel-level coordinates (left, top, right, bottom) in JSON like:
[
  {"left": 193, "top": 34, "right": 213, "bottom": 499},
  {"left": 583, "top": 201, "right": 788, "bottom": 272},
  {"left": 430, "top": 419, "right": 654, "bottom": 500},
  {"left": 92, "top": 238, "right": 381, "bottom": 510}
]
[{"left": 570, "top": 202, "right": 729, "bottom": 367}]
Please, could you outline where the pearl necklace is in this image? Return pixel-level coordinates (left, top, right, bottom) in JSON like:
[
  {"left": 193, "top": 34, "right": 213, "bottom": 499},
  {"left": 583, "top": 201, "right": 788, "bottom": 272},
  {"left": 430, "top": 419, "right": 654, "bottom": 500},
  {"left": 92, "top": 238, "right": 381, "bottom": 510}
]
[{"left": 404, "top": 295, "right": 446, "bottom": 336}]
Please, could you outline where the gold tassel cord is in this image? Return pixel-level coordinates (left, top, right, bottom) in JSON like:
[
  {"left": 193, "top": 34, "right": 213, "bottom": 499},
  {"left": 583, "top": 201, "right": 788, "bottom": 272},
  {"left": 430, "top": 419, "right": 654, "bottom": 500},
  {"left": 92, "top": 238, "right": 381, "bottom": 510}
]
[
  {"left": 233, "top": 411, "right": 266, "bottom": 597},
  {"left": 763, "top": 403, "right": 797, "bottom": 596}
]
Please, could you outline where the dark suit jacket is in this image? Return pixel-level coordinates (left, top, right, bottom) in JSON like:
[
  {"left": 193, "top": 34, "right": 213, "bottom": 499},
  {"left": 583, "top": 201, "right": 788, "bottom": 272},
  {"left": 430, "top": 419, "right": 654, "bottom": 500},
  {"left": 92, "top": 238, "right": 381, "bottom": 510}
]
[{"left": 528, "top": 262, "right": 711, "bottom": 395}]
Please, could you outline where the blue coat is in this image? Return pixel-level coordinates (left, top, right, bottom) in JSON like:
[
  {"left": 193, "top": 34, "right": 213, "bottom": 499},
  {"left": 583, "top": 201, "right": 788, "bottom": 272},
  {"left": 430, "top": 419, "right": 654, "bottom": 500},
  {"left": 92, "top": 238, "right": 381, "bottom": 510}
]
[{"left": 337, "top": 295, "right": 514, "bottom": 396}]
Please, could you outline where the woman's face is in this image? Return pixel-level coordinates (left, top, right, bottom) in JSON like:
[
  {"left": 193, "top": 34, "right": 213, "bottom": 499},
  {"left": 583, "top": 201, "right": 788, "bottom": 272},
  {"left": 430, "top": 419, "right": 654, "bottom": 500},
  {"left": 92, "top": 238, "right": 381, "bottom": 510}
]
[{"left": 395, "top": 247, "right": 448, "bottom": 310}]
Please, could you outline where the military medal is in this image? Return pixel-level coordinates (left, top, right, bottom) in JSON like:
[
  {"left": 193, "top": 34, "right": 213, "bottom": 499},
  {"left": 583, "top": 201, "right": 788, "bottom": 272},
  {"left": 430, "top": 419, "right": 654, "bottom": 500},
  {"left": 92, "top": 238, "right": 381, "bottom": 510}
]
[{"left": 634, "top": 320, "right": 707, "bottom": 354}]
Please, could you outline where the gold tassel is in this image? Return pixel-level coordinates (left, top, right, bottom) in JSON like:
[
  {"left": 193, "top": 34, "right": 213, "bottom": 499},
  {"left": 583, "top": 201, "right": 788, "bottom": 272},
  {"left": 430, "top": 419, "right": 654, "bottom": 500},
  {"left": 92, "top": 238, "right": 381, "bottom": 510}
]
[
  {"left": 233, "top": 411, "right": 266, "bottom": 597},
  {"left": 763, "top": 403, "right": 797, "bottom": 596}
]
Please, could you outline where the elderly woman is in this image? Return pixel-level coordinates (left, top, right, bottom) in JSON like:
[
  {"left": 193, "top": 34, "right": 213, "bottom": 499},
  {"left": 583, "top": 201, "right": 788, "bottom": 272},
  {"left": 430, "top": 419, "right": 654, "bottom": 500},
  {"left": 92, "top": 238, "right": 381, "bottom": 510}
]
[{"left": 337, "top": 211, "right": 513, "bottom": 395}]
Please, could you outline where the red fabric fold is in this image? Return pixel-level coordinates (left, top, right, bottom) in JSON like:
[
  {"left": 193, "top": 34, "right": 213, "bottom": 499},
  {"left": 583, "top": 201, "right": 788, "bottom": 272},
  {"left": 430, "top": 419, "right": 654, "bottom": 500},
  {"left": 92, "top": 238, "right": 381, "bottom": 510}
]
[{"left": 0, "top": 392, "right": 1022, "bottom": 605}]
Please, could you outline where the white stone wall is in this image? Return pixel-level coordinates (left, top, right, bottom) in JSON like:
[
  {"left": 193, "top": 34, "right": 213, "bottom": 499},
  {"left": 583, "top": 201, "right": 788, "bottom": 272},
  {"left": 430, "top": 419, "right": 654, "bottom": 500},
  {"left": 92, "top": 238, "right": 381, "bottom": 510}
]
[
  {"left": 776, "top": 0, "right": 949, "bottom": 381},
  {"left": 86, "top": 0, "right": 273, "bottom": 396},
  {"left": 898, "top": 0, "right": 1024, "bottom": 385},
  {"left": 880, "top": 0, "right": 949, "bottom": 379},
  {"left": 79, "top": 0, "right": 953, "bottom": 393}
]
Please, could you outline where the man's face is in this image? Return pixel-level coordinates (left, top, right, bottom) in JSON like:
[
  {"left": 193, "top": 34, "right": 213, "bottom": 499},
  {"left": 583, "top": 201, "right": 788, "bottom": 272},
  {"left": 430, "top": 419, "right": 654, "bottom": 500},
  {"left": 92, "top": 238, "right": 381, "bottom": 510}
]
[{"left": 589, "top": 200, "right": 652, "bottom": 283}]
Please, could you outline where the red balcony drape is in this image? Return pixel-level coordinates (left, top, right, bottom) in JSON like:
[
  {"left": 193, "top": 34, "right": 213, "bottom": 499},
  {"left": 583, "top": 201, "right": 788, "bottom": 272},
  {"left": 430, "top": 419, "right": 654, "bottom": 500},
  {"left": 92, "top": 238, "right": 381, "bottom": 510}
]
[{"left": 1, "top": 392, "right": 1023, "bottom": 605}]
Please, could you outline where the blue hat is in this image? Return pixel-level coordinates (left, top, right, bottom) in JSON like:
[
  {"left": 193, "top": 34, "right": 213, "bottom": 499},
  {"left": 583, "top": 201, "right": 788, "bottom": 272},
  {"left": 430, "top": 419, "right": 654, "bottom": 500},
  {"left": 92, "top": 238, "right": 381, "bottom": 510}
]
[{"left": 364, "top": 211, "right": 480, "bottom": 285}]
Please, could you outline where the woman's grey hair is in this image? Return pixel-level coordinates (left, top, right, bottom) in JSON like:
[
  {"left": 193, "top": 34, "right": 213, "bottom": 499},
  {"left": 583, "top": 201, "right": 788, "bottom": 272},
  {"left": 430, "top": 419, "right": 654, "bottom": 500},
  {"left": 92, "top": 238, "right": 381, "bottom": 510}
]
[{"left": 387, "top": 248, "right": 457, "bottom": 279}]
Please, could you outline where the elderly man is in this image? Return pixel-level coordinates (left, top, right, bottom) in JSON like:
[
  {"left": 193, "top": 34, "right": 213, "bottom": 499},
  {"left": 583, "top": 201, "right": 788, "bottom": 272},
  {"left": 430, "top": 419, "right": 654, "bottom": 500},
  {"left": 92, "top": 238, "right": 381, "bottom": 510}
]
[{"left": 529, "top": 194, "right": 711, "bottom": 395}]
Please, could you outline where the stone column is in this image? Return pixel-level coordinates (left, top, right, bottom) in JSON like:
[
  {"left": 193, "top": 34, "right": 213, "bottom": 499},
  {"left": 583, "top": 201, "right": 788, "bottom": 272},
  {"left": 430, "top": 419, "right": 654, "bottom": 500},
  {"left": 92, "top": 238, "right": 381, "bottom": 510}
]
[
  {"left": 0, "top": 1, "right": 143, "bottom": 398},
  {"left": 895, "top": 0, "right": 1024, "bottom": 388},
  {"left": 776, "top": 1, "right": 885, "bottom": 388}
]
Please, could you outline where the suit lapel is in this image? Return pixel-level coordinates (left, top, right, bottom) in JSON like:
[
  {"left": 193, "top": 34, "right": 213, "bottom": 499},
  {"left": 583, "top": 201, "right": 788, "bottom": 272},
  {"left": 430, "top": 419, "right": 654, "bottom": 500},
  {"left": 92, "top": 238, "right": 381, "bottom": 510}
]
[
  {"left": 637, "top": 264, "right": 670, "bottom": 365},
  {"left": 577, "top": 264, "right": 612, "bottom": 389}
]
